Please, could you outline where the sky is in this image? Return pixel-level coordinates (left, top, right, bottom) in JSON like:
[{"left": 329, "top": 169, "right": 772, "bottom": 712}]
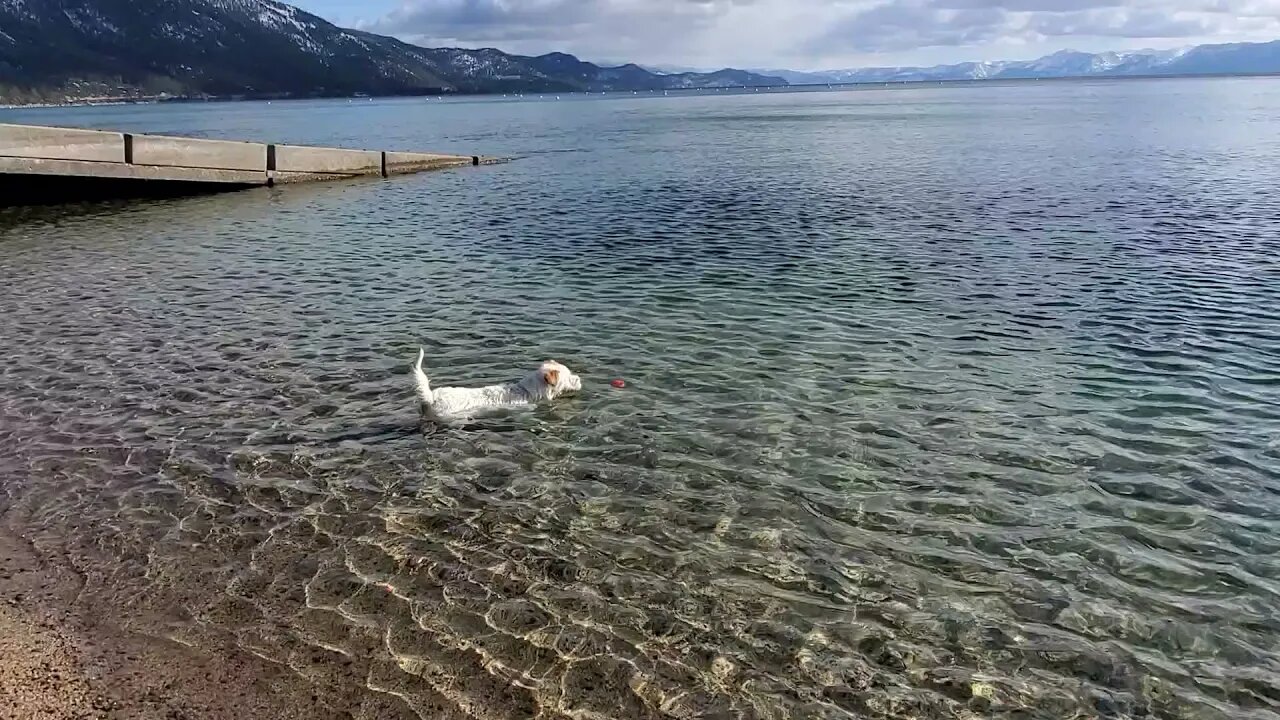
[{"left": 290, "top": 0, "right": 1280, "bottom": 71}]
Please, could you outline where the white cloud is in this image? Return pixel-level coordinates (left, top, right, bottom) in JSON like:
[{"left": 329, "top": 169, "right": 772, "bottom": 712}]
[{"left": 350, "top": 0, "right": 1280, "bottom": 69}]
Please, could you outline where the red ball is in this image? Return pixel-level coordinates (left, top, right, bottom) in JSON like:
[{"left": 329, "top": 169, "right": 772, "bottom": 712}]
[{"left": 611, "top": 379, "right": 626, "bottom": 388}]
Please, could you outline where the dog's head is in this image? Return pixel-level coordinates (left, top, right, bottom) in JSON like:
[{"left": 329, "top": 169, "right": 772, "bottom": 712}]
[{"left": 526, "top": 360, "right": 582, "bottom": 400}]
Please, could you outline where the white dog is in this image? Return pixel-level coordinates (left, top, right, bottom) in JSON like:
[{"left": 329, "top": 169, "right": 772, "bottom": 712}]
[{"left": 412, "top": 349, "right": 583, "bottom": 421}]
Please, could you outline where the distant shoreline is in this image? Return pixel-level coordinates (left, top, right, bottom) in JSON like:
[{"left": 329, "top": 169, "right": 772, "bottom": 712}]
[
  {"left": 2, "top": 70, "right": 1277, "bottom": 110},
  {"left": 786, "top": 69, "right": 1280, "bottom": 89}
]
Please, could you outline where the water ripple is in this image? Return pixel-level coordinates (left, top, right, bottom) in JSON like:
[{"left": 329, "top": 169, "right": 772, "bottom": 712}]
[{"left": 4, "top": 81, "right": 1280, "bottom": 719}]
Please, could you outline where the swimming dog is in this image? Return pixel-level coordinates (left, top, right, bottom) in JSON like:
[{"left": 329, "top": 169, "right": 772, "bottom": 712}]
[{"left": 412, "top": 349, "right": 582, "bottom": 421}]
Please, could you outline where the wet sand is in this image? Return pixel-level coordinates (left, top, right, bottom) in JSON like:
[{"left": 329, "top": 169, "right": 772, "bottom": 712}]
[{"left": 0, "top": 525, "right": 395, "bottom": 720}]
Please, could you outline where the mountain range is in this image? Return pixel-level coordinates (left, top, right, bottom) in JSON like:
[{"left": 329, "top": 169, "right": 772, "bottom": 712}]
[
  {"left": 756, "top": 41, "right": 1280, "bottom": 85},
  {"left": 0, "top": 0, "right": 782, "bottom": 104},
  {"left": 2, "top": 0, "right": 1278, "bottom": 106}
]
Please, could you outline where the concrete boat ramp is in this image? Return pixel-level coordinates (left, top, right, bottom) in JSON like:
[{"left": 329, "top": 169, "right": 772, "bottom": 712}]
[{"left": 0, "top": 123, "right": 496, "bottom": 204}]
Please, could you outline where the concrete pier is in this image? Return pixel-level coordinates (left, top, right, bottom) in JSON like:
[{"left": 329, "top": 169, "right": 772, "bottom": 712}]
[{"left": 0, "top": 123, "right": 492, "bottom": 204}]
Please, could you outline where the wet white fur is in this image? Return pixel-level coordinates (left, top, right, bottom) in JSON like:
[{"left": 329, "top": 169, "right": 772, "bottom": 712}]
[{"left": 413, "top": 348, "right": 582, "bottom": 421}]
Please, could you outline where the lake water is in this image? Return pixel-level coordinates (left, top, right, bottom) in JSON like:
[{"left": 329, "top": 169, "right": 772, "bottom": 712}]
[{"left": 2, "top": 79, "right": 1280, "bottom": 719}]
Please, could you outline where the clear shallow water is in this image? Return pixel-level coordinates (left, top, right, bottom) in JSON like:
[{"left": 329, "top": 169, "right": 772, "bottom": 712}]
[{"left": 2, "top": 79, "right": 1280, "bottom": 719}]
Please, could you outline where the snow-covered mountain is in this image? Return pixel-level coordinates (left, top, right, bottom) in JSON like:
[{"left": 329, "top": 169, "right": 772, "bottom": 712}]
[
  {"left": 639, "top": 64, "right": 715, "bottom": 75},
  {"left": 777, "top": 42, "right": 1279, "bottom": 85},
  {"left": 0, "top": 0, "right": 784, "bottom": 103},
  {"left": 748, "top": 68, "right": 836, "bottom": 85}
]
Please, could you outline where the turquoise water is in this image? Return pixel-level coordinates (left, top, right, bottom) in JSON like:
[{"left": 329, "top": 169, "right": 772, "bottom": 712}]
[{"left": 2, "top": 79, "right": 1280, "bottom": 719}]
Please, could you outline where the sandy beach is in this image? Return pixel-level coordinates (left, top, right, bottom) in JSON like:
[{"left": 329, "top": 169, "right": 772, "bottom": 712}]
[{"left": 0, "top": 525, "right": 390, "bottom": 720}]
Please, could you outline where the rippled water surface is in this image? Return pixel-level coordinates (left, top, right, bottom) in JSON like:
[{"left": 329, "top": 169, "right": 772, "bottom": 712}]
[{"left": 3, "top": 79, "right": 1280, "bottom": 719}]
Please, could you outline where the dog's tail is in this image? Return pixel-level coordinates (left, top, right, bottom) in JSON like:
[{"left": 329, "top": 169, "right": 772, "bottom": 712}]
[{"left": 412, "top": 348, "right": 434, "bottom": 405}]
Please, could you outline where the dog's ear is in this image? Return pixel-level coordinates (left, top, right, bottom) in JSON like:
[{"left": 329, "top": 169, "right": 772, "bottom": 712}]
[{"left": 543, "top": 368, "right": 560, "bottom": 387}]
